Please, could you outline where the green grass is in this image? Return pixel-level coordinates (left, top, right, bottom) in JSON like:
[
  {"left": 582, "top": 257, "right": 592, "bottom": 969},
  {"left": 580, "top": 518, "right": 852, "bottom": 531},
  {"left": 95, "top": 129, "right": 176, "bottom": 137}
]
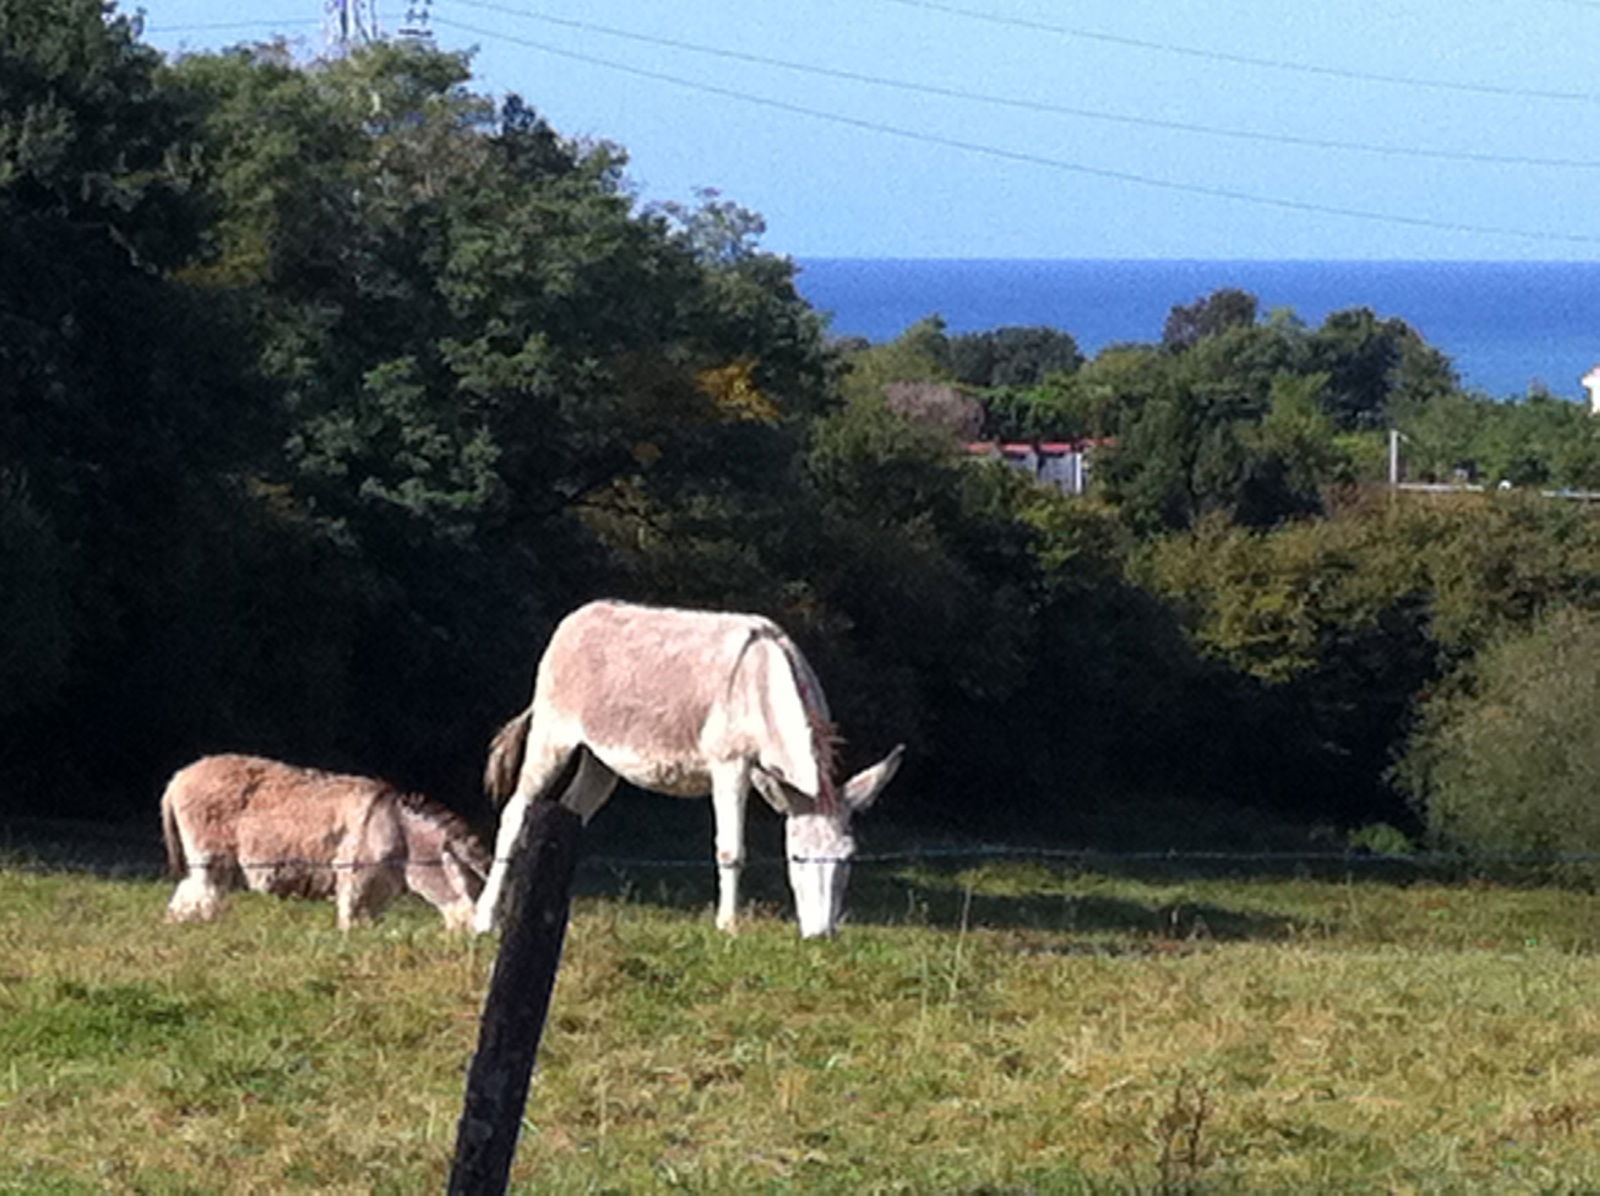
[{"left": 4, "top": 854, "right": 1600, "bottom": 1193}]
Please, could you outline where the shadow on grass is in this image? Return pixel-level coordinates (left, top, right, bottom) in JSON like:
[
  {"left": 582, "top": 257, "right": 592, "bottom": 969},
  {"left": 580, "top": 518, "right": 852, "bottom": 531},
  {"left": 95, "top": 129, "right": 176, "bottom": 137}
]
[
  {"left": 565, "top": 791, "right": 1315, "bottom": 942},
  {"left": 861, "top": 873, "right": 1301, "bottom": 942},
  {"left": 573, "top": 851, "right": 1304, "bottom": 944}
]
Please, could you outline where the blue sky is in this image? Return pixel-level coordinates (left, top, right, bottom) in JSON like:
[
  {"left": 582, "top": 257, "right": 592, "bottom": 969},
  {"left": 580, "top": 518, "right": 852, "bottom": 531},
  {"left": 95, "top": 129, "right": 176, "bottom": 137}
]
[{"left": 137, "top": 0, "right": 1600, "bottom": 262}]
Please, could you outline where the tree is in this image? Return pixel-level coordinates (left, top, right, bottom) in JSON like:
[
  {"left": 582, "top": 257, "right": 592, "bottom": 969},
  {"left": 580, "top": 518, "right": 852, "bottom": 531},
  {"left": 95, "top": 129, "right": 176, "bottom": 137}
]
[
  {"left": 0, "top": 24, "right": 851, "bottom": 814},
  {"left": 0, "top": 473, "right": 70, "bottom": 720},
  {"left": 979, "top": 379, "right": 1094, "bottom": 442},
  {"left": 837, "top": 316, "right": 952, "bottom": 406},
  {"left": 166, "top": 41, "right": 846, "bottom": 798},
  {"left": 1096, "top": 321, "right": 1331, "bottom": 532},
  {"left": 1, "top": 0, "right": 280, "bottom": 808},
  {"left": 785, "top": 394, "right": 1049, "bottom": 809},
  {"left": 1399, "top": 606, "right": 1600, "bottom": 874},
  {"left": 1162, "top": 288, "right": 1259, "bottom": 351},
  {"left": 1306, "top": 307, "right": 1455, "bottom": 431},
  {"left": 1236, "top": 373, "right": 1347, "bottom": 525},
  {"left": 883, "top": 381, "right": 983, "bottom": 439},
  {"left": 946, "top": 325, "right": 1082, "bottom": 387}
]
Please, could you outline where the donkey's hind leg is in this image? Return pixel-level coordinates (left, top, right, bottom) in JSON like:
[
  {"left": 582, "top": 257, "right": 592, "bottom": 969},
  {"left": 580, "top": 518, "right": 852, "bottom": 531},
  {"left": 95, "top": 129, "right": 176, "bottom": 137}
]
[
  {"left": 165, "top": 855, "right": 230, "bottom": 923},
  {"left": 473, "top": 742, "right": 600, "bottom": 934}
]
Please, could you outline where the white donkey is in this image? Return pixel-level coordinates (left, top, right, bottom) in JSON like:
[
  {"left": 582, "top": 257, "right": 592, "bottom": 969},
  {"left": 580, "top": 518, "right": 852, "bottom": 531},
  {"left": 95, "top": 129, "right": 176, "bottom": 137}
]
[
  {"left": 161, "top": 754, "right": 490, "bottom": 930},
  {"left": 475, "top": 600, "right": 903, "bottom": 937}
]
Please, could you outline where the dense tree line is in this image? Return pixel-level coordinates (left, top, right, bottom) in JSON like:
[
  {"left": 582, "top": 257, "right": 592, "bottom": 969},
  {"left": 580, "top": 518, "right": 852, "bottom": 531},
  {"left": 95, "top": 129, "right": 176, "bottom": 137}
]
[
  {"left": 838, "top": 294, "right": 1600, "bottom": 851},
  {"left": 8, "top": 2, "right": 1600, "bottom": 865},
  {"left": 0, "top": 4, "right": 1083, "bottom": 829}
]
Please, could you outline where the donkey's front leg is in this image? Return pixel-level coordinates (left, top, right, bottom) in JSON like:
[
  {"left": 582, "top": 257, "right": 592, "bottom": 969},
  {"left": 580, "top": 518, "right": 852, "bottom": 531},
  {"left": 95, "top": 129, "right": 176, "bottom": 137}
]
[{"left": 709, "top": 763, "right": 750, "bottom": 933}]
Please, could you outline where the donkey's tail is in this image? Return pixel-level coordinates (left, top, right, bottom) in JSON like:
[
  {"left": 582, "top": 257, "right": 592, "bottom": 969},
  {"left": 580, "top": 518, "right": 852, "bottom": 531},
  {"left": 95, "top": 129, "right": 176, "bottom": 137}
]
[
  {"left": 483, "top": 709, "right": 533, "bottom": 808},
  {"left": 159, "top": 774, "right": 186, "bottom": 877},
  {"left": 449, "top": 835, "right": 493, "bottom": 883}
]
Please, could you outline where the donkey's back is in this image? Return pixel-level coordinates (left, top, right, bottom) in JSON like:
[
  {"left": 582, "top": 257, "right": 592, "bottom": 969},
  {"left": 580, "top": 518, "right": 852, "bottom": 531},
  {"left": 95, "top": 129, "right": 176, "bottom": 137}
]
[{"left": 537, "top": 601, "right": 786, "bottom": 754}]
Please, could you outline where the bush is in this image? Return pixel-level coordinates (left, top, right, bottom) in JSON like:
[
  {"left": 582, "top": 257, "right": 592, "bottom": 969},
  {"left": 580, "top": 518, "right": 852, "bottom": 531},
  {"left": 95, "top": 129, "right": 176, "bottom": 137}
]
[{"left": 1398, "top": 606, "right": 1600, "bottom": 877}]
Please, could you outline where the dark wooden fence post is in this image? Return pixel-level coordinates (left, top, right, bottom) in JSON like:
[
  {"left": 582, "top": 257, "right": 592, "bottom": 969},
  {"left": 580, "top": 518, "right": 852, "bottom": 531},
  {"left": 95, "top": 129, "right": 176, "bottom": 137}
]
[{"left": 448, "top": 800, "right": 583, "bottom": 1195}]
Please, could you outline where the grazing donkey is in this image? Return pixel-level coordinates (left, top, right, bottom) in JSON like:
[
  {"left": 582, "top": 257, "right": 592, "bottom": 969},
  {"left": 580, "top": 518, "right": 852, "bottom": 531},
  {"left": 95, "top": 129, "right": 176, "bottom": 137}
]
[
  {"left": 475, "top": 600, "right": 904, "bottom": 938},
  {"left": 161, "top": 754, "right": 490, "bottom": 931}
]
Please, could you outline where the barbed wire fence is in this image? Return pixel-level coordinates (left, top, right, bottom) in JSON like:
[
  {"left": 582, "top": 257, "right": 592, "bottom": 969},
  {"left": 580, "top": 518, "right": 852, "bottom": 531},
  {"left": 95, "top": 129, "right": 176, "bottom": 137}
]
[{"left": 5, "top": 819, "right": 1600, "bottom": 883}]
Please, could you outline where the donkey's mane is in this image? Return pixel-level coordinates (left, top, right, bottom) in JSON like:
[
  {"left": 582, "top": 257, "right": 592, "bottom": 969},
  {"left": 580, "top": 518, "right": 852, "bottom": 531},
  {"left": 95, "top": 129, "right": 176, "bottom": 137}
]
[
  {"left": 394, "top": 790, "right": 489, "bottom": 863},
  {"left": 808, "top": 709, "right": 841, "bottom": 810},
  {"left": 773, "top": 633, "right": 840, "bottom": 811}
]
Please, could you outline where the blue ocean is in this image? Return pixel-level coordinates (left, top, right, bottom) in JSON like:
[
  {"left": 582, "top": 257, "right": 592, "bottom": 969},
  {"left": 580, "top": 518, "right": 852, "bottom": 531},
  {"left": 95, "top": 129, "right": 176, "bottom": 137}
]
[{"left": 793, "top": 259, "right": 1600, "bottom": 401}]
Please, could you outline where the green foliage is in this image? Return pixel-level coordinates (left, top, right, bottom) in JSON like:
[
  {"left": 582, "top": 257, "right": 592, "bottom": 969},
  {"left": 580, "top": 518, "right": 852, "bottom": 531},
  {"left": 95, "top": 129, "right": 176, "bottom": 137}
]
[
  {"left": 0, "top": 0, "right": 280, "bottom": 801},
  {"left": 1306, "top": 307, "right": 1455, "bottom": 431},
  {"left": 1400, "top": 606, "right": 1600, "bottom": 873},
  {"left": 1092, "top": 293, "right": 1461, "bottom": 533},
  {"left": 979, "top": 387, "right": 1070, "bottom": 441},
  {"left": 0, "top": 0, "right": 197, "bottom": 268},
  {"left": 1140, "top": 493, "right": 1600, "bottom": 824},
  {"left": 1162, "top": 286, "right": 1259, "bottom": 351},
  {"left": 1393, "top": 387, "right": 1600, "bottom": 488},
  {"left": 0, "top": 472, "right": 71, "bottom": 719},
  {"left": 652, "top": 184, "right": 767, "bottom": 266},
  {"left": 1094, "top": 316, "right": 1339, "bottom": 531},
  {"left": 781, "top": 396, "right": 1046, "bottom": 781},
  {"left": 836, "top": 314, "right": 951, "bottom": 406},
  {"left": 1235, "top": 373, "right": 1348, "bottom": 525},
  {"left": 945, "top": 324, "right": 1082, "bottom": 387},
  {"left": 151, "top": 41, "right": 849, "bottom": 801},
  {"left": 1346, "top": 823, "right": 1415, "bottom": 855},
  {"left": 1, "top": 24, "right": 851, "bottom": 813}
]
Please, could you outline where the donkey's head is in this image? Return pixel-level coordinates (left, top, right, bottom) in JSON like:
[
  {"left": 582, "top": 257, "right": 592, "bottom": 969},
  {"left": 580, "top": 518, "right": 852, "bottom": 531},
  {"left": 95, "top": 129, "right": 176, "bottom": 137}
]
[
  {"left": 753, "top": 744, "right": 903, "bottom": 938},
  {"left": 396, "top": 796, "right": 492, "bottom": 933}
]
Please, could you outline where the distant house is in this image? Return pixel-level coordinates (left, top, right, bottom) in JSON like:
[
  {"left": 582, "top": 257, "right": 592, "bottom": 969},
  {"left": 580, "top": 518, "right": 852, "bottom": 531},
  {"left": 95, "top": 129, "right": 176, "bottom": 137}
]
[
  {"left": 1583, "top": 365, "right": 1600, "bottom": 415},
  {"left": 963, "top": 440, "right": 1108, "bottom": 495}
]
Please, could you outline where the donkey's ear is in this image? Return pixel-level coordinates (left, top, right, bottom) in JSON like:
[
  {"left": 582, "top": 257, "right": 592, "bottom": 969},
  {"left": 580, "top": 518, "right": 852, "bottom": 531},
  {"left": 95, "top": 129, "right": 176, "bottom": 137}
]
[
  {"left": 841, "top": 744, "right": 905, "bottom": 813},
  {"left": 750, "top": 767, "right": 797, "bottom": 814}
]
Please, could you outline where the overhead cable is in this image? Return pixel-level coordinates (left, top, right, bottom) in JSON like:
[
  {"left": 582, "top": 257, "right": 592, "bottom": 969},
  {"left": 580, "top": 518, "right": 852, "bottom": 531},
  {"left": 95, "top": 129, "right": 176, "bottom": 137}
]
[
  {"left": 882, "top": 0, "right": 1600, "bottom": 105},
  {"left": 432, "top": 14, "right": 1600, "bottom": 247},
  {"left": 144, "top": 19, "right": 322, "bottom": 35},
  {"left": 450, "top": 0, "right": 1600, "bottom": 170}
]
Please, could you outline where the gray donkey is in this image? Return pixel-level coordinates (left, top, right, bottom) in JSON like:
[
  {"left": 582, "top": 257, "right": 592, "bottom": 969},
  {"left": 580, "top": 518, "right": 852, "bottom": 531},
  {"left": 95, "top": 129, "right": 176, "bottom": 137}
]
[
  {"left": 476, "top": 600, "right": 903, "bottom": 938},
  {"left": 161, "top": 754, "right": 489, "bottom": 930}
]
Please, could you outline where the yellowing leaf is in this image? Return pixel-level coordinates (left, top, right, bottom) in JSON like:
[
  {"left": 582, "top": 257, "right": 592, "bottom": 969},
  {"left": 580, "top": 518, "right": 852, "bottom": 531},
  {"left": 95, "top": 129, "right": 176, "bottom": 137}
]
[{"left": 696, "top": 358, "right": 779, "bottom": 425}]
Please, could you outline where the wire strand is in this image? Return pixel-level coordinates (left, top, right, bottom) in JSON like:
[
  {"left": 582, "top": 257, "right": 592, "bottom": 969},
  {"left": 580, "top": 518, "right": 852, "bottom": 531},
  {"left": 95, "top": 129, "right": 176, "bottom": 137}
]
[
  {"left": 144, "top": 19, "right": 322, "bottom": 35},
  {"left": 9, "top": 843, "right": 1600, "bottom": 880},
  {"left": 432, "top": 14, "right": 1600, "bottom": 247},
  {"left": 449, "top": 0, "right": 1600, "bottom": 171},
  {"left": 881, "top": 0, "right": 1600, "bottom": 105}
]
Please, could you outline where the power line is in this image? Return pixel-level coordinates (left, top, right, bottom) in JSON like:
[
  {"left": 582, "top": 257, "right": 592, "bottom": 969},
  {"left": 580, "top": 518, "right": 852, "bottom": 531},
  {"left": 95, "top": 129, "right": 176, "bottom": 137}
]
[
  {"left": 144, "top": 19, "right": 322, "bottom": 35},
  {"left": 450, "top": 0, "right": 1600, "bottom": 171},
  {"left": 882, "top": 0, "right": 1600, "bottom": 106},
  {"left": 431, "top": 14, "right": 1600, "bottom": 248}
]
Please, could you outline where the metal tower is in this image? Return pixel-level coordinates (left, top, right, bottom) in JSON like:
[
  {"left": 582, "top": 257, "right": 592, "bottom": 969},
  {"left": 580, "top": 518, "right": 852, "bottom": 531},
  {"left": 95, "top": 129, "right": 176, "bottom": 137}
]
[
  {"left": 398, "top": 0, "right": 433, "bottom": 41},
  {"left": 324, "top": 0, "right": 380, "bottom": 51}
]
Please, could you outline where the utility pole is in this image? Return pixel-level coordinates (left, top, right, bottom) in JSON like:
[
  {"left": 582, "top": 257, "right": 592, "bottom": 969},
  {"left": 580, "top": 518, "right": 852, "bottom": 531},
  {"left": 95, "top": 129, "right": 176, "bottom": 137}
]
[{"left": 324, "top": 0, "right": 380, "bottom": 52}]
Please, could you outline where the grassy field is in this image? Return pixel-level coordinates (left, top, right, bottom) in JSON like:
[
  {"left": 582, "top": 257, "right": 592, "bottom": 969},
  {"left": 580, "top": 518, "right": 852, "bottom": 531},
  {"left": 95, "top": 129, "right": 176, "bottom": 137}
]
[{"left": 4, "top": 834, "right": 1600, "bottom": 1193}]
